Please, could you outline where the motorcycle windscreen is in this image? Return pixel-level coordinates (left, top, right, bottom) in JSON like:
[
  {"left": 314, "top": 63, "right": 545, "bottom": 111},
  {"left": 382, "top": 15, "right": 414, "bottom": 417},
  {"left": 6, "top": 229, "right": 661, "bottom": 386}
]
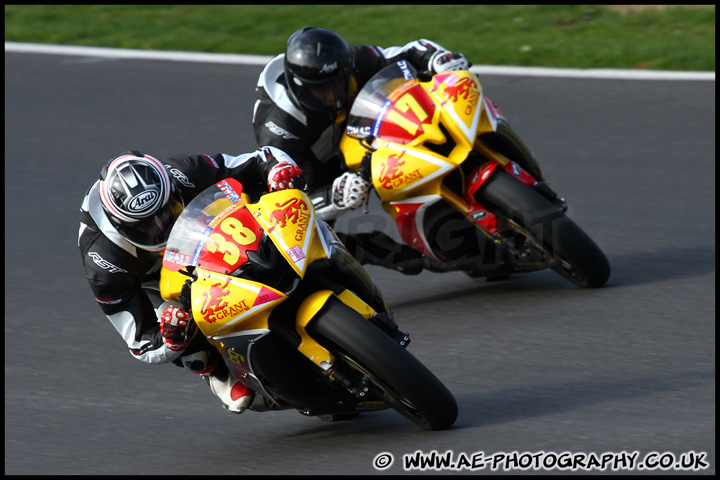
[
  {"left": 346, "top": 61, "right": 420, "bottom": 140},
  {"left": 163, "top": 178, "right": 259, "bottom": 274}
]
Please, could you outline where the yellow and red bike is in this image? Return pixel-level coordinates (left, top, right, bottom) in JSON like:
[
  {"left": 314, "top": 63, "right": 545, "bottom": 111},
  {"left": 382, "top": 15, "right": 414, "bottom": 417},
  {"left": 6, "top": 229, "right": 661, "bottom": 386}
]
[
  {"left": 159, "top": 178, "right": 457, "bottom": 430},
  {"left": 341, "top": 61, "right": 610, "bottom": 287}
]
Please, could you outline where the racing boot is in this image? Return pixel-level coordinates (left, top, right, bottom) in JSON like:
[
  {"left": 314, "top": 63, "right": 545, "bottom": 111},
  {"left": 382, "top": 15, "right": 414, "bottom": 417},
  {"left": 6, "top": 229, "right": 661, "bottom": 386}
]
[
  {"left": 181, "top": 350, "right": 254, "bottom": 413},
  {"left": 202, "top": 369, "right": 254, "bottom": 414}
]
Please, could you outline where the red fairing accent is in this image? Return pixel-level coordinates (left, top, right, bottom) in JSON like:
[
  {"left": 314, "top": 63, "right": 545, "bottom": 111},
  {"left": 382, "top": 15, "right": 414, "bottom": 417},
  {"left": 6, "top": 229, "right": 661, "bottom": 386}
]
[
  {"left": 394, "top": 202, "right": 435, "bottom": 258},
  {"left": 466, "top": 163, "right": 500, "bottom": 199},
  {"left": 483, "top": 97, "right": 500, "bottom": 124},
  {"left": 253, "top": 287, "right": 283, "bottom": 307},
  {"left": 464, "top": 161, "right": 537, "bottom": 235},
  {"left": 465, "top": 164, "right": 500, "bottom": 234},
  {"left": 502, "top": 161, "right": 538, "bottom": 187},
  {"left": 467, "top": 205, "right": 498, "bottom": 235},
  {"left": 95, "top": 296, "right": 122, "bottom": 305}
]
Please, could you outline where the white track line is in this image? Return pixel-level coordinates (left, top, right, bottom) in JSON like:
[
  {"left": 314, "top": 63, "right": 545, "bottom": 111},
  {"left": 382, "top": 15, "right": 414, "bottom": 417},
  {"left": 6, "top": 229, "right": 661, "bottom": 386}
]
[{"left": 5, "top": 42, "right": 715, "bottom": 81}]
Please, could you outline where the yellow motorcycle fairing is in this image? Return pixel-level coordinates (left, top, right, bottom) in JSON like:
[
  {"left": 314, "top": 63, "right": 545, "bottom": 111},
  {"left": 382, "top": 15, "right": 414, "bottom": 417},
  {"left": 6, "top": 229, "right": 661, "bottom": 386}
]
[
  {"left": 428, "top": 70, "right": 495, "bottom": 146},
  {"left": 159, "top": 267, "right": 188, "bottom": 303},
  {"left": 245, "top": 189, "right": 329, "bottom": 278},
  {"left": 160, "top": 181, "right": 383, "bottom": 373},
  {"left": 341, "top": 70, "right": 494, "bottom": 205},
  {"left": 189, "top": 268, "right": 286, "bottom": 337},
  {"left": 162, "top": 255, "right": 340, "bottom": 373},
  {"left": 190, "top": 280, "right": 379, "bottom": 372},
  {"left": 368, "top": 144, "right": 457, "bottom": 203}
]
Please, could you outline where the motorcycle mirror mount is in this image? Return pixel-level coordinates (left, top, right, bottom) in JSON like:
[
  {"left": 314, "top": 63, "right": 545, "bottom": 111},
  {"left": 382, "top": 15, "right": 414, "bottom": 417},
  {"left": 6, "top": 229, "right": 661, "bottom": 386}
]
[
  {"left": 360, "top": 136, "right": 377, "bottom": 153},
  {"left": 179, "top": 265, "right": 197, "bottom": 280}
]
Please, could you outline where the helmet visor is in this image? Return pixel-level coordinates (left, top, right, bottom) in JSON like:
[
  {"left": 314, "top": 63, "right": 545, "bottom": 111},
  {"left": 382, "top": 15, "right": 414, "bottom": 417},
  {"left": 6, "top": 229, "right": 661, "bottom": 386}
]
[
  {"left": 113, "top": 194, "right": 184, "bottom": 251},
  {"left": 294, "top": 75, "right": 348, "bottom": 117}
]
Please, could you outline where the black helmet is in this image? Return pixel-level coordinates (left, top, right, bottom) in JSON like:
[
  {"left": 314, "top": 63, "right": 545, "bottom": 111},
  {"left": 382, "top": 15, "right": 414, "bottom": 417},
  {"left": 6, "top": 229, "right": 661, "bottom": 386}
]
[
  {"left": 99, "top": 151, "right": 183, "bottom": 252},
  {"left": 284, "top": 26, "right": 353, "bottom": 123}
]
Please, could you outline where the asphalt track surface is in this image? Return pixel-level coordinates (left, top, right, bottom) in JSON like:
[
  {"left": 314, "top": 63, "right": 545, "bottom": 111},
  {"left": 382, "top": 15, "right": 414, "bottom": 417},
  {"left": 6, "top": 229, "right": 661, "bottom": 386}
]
[{"left": 5, "top": 48, "right": 715, "bottom": 475}]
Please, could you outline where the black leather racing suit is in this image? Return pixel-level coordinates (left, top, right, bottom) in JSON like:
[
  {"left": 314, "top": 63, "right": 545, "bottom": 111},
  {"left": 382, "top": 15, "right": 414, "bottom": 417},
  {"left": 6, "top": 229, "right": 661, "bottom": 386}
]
[{"left": 78, "top": 147, "right": 287, "bottom": 372}]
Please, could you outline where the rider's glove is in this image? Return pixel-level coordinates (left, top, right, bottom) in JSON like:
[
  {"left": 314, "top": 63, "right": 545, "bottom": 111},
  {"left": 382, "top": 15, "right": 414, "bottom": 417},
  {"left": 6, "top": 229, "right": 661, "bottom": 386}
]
[
  {"left": 159, "top": 306, "right": 195, "bottom": 352},
  {"left": 267, "top": 162, "right": 306, "bottom": 192},
  {"left": 332, "top": 171, "right": 371, "bottom": 210},
  {"left": 430, "top": 51, "right": 470, "bottom": 74}
]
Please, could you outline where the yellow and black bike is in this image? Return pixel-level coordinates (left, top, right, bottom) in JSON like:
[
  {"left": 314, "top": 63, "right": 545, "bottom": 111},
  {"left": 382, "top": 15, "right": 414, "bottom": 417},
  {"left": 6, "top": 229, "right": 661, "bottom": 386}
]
[
  {"left": 341, "top": 61, "right": 610, "bottom": 287},
  {"left": 160, "top": 178, "right": 457, "bottom": 430}
]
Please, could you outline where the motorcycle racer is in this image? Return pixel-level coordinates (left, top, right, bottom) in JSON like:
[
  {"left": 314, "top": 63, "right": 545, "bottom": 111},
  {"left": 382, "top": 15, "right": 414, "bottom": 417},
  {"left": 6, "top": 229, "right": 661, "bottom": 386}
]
[
  {"left": 252, "top": 26, "right": 469, "bottom": 275},
  {"left": 78, "top": 147, "right": 304, "bottom": 413}
]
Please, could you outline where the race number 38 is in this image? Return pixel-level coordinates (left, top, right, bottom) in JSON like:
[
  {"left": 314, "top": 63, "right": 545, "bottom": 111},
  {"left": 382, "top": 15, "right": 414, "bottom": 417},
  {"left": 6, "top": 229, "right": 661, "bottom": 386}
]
[{"left": 206, "top": 216, "right": 257, "bottom": 265}]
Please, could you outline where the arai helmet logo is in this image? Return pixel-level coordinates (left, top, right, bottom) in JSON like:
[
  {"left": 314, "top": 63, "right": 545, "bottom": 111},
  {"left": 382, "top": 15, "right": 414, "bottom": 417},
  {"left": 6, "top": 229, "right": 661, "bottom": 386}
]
[
  {"left": 319, "top": 62, "right": 337, "bottom": 74},
  {"left": 128, "top": 190, "right": 160, "bottom": 213}
]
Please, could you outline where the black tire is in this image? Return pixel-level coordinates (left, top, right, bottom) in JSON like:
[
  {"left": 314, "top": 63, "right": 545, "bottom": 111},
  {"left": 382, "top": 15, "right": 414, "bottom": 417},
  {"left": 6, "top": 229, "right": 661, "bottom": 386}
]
[
  {"left": 479, "top": 168, "right": 610, "bottom": 288},
  {"left": 307, "top": 298, "right": 458, "bottom": 431}
]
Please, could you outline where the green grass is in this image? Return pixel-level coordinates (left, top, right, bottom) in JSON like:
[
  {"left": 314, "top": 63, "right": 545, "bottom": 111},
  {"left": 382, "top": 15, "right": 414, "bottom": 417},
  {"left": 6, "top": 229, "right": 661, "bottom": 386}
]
[{"left": 4, "top": 5, "right": 715, "bottom": 71}]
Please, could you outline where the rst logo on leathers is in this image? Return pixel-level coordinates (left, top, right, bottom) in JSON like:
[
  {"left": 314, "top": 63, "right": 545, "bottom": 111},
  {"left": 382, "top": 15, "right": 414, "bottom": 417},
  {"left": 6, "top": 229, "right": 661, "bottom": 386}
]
[
  {"left": 165, "top": 164, "right": 195, "bottom": 188},
  {"left": 88, "top": 252, "right": 128, "bottom": 273},
  {"left": 265, "top": 121, "right": 299, "bottom": 140}
]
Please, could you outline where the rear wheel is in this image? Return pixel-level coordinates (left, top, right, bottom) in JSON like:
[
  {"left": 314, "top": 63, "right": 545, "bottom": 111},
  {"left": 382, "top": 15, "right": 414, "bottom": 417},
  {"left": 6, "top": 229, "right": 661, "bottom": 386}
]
[
  {"left": 479, "top": 168, "right": 610, "bottom": 288},
  {"left": 308, "top": 298, "right": 458, "bottom": 431}
]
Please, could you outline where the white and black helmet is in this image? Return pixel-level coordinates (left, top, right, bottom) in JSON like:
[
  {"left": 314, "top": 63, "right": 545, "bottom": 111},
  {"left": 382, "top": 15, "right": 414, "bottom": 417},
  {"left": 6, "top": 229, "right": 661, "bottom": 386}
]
[{"left": 99, "top": 151, "right": 183, "bottom": 252}]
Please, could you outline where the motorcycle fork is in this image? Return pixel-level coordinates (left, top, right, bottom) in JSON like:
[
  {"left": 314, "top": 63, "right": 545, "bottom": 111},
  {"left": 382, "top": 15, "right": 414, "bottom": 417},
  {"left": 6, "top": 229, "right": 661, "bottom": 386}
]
[{"left": 326, "top": 361, "right": 370, "bottom": 399}]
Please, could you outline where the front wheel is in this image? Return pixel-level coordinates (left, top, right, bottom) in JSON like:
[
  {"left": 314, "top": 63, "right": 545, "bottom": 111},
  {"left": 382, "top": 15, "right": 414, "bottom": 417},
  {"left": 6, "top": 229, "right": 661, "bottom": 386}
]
[
  {"left": 479, "top": 168, "right": 610, "bottom": 288},
  {"left": 307, "top": 298, "right": 458, "bottom": 431}
]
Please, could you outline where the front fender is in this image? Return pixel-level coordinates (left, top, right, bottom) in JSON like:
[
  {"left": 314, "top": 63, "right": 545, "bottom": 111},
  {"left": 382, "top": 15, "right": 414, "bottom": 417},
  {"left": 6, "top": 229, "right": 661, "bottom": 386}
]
[{"left": 295, "top": 289, "right": 377, "bottom": 369}]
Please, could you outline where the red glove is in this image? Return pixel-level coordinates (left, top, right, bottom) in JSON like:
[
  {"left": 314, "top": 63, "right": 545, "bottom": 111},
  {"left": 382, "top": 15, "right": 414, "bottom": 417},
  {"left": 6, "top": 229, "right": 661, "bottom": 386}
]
[
  {"left": 267, "top": 162, "right": 306, "bottom": 191},
  {"left": 159, "top": 306, "right": 195, "bottom": 351}
]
